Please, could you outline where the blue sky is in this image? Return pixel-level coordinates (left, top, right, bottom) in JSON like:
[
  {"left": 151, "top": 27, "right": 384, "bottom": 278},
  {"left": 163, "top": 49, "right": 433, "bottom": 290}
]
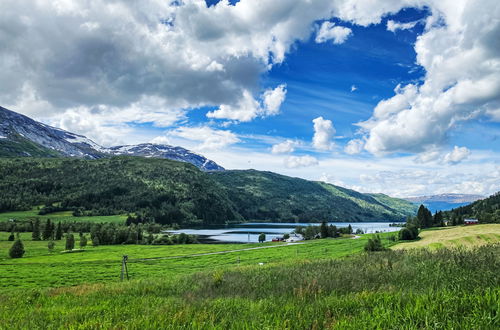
[{"left": 1, "top": 0, "right": 499, "bottom": 197}]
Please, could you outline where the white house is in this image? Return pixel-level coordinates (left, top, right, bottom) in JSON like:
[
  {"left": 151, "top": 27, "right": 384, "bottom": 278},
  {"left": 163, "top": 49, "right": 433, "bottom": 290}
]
[{"left": 285, "top": 234, "right": 303, "bottom": 243}]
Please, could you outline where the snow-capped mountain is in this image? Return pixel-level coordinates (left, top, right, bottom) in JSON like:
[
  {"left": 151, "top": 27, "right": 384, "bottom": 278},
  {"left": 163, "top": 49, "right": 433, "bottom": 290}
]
[
  {"left": 0, "top": 106, "right": 224, "bottom": 171},
  {"left": 107, "top": 144, "right": 224, "bottom": 171}
]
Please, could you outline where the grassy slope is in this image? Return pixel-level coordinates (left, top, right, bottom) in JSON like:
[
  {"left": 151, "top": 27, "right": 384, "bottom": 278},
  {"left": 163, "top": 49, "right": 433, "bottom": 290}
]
[
  {"left": 212, "top": 170, "right": 416, "bottom": 222},
  {"left": 0, "top": 244, "right": 498, "bottom": 329},
  {"left": 392, "top": 224, "right": 500, "bottom": 250}
]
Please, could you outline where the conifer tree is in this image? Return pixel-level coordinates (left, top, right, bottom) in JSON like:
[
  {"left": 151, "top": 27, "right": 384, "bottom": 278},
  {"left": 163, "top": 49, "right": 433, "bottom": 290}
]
[
  {"left": 55, "top": 222, "right": 63, "bottom": 240},
  {"left": 320, "top": 221, "right": 329, "bottom": 238},
  {"left": 32, "top": 219, "right": 41, "bottom": 241},
  {"left": 8, "top": 231, "right": 15, "bottom": 241},
  {"left": 42, "top": 219, "right": 53, "bottom": 240},
  {"left": 9, "top": 239, "right": 25, "bottom": 258}
]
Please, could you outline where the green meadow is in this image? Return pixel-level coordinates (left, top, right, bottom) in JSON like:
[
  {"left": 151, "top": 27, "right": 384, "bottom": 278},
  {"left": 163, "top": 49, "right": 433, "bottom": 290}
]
[
  {"left": 0, "top": 209, "right": 127, "bottom": 224},
  {"left": 0, "top": 232, "right": 376, "bottom": 290}
]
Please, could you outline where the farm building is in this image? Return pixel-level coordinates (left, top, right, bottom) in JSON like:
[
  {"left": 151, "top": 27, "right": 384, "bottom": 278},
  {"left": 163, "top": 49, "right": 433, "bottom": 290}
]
[{"left": 464, "top": 218, "right": 479, "bottom": 225}]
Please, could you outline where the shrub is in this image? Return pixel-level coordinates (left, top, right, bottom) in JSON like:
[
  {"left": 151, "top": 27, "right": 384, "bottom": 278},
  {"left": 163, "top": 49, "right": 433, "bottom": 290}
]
[
  {"left": 364, "top": 235, "right": 385, "bottom": 252},
  {"left": 65, "top": 234, "right": 75, "bottom": 251},
  {"left": 399, "top": 225, "right": 419, "bottom": 241},
  {"left": 9, "top": 239, "right": 25, "bottom": 258},
  {"left": 47, "top": 241, "right": 55, "bottom": 252}
]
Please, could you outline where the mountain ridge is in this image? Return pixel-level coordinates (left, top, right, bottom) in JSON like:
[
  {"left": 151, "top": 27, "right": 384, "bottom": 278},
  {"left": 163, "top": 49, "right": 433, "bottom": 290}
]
[{"left": 0, "top": 106, "right": 223, "bottom": 171}]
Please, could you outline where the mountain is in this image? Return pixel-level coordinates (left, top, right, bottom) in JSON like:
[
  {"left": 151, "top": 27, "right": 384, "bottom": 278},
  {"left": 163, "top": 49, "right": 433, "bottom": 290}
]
[
  {"left": 0, "top": 157, "right": 417, "bottom": 224},
  {"left": 0, "top": 106, "right": 223, "bottom": 171},
  {"left": 444, "top": 192, "right": 500, "bottom": 223},
  {"left": 211, "top": 170, "right": 418, "bottom": 222},
  {"left": 107, "top": 144, "right": 224, "bottom": 171},
  {"left": 404, "top": 193, "right": 485, "bottom": 213}
]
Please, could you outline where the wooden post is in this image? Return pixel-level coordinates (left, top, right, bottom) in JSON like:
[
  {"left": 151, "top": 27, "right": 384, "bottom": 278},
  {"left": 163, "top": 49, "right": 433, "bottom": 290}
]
[{"left": 121, "top": 255, "right": 129, "bottom": 281}]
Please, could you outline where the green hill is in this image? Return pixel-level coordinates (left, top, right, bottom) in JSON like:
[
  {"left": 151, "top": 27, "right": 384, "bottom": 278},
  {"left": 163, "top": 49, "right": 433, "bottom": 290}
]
[
  {"left": 211, "top": 170, "right": 417, "bottom": 222},
  {"left": 445, "top": 192, "right": 500, "bottom": 223},
  {"left": 0, "top": 157, "right": 416, "bottom": 225}
]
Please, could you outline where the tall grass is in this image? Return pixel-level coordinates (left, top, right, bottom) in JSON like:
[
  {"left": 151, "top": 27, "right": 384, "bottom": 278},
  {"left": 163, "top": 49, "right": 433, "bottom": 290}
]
[{"left": 1, "top": 244, "right": 498, "bottom": 329}]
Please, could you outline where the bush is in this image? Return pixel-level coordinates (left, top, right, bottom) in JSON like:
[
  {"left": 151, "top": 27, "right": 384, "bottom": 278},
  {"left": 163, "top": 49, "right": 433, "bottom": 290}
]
[
  {"left": 9, "top": 239, "right": 25, "bottom": 258},
  {"left": 65, "top": 234, "right": 75, "bottom": 251},
  {"left": 399, "top": 225, "right": 419, "bottom": 241},
  {"left": 364, "top": 235, "right": 385, "bottom": 252},
  {"left": 47, "top": 241, "right": 55, "bottom": 252}
]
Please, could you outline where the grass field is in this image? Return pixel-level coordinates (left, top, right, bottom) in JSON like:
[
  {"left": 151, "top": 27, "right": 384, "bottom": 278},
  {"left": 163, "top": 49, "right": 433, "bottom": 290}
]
[
  {"left": 0, "top": 244, "right": 498, "bottom": 329},
  {"left": 0, "top": 209, "right": 127, "bottom": 224},
  {"left": 393, "top": 224, "right": 500, "bottom": 250},
  {"left": 0, "top": 232, "right": 387, "bottom": 290}
]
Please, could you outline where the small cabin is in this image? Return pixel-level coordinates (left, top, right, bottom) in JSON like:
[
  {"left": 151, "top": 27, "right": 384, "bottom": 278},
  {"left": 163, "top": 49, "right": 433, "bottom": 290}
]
[{"left": 464, "top": 218, "right": 479, "bottom": 225}]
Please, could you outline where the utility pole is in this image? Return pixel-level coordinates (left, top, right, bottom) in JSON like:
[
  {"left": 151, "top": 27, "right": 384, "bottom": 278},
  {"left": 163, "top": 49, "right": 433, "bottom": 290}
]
[{"left": 121, "top": 255, "right": 129, "bottom": 281}]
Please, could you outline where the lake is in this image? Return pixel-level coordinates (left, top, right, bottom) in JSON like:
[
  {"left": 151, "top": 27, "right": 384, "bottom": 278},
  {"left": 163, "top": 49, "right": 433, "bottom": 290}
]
[{"left": 168, "top": 222, "right": 403, "bottom": 243}]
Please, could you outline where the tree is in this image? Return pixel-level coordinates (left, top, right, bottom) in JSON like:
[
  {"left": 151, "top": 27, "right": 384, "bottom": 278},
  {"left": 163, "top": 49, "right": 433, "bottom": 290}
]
[
  {"left": 258, "top": 233, "right": 266, "bottom": 243},
  {"left": 8, "top": 231, "right": 15, "bottom": 241},
  {"left": 9, "top": 239, "right": 25, "bottom": 258},
  {"left": 433, "top": 211, "right": 444, "bottom": 227},
  {"left": 55, "top": 222, "right": 63, "bottom": 240},
  {"left": 417, "top": 205, "right": 433, "bottom": 228},
  {"left": 320, "top": 221, "right": 329, "bottom": 238},
  {"left": 347, "top": 224, "right": 353, "bottom": 235},
  {"left": 364, "top": 235, "right": 385, "bottom": 252},
  {"left": 79, "top": 235, "right": 88, "bottom": 249},
  {"left": 65, "top": 233, "right": 75, "bottom": 251},
  {"left": 42, "top": 219, "right": 53, "bottom": 240},
  {"left": 32, "top": 219, "right": 41, "bottom": 241},
  {"left": 48, "top": 241, "right": 56, "bottom": 252}
]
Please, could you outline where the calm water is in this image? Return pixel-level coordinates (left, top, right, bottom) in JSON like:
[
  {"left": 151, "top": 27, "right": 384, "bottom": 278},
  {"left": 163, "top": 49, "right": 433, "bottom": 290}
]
[{"left": 168, "top": 222, "right": 403, "bottom": 243}]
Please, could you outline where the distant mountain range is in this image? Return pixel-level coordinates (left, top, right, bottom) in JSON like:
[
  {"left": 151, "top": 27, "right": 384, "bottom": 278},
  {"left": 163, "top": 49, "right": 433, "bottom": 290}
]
[
  {"left": 0, "top": 106, "right": 223, "bottom": 171},
  {"left": 404, "top": 193, "right": 485, "bottom": 213}
]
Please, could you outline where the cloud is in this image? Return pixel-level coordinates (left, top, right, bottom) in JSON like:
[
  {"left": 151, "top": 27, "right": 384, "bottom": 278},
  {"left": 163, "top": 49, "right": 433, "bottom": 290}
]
[
  {"left": 284, "top": 155, "right": 319, "bottom": 168},
  {"left": 386, "top": 19, "right": 420, "bottom": 32},
  {"left": 315, "top": 21, "right": 353, "bottom": 44},
  {"left": 167, "top": 126, "right": 240, "bottom": 151},
  {"left": 359, "top": 0, "right": 500, "bottom": 155},
  {"left": 150, "top": 136, "right": 170, "bottom": 145},
  {"left": 206, "top": 84, "right": 287, "bottom": 122},
  {"left": 350, "top": 85, "right": 358, "bottom": 92},
  {"left": 443, "top": 146, "right": 471, "bottom": 164},
  {"left": 271, "top": 139, "right": 296, "bottom": 154},
  {"left": 344, "top": 139, "right": 364, "bottom": 155},
  {"left": 262, "top": 84, "right": 287, "bottom": 116},
  {"left": 312, "top": 116, "right": 335, "bottom": 151}
]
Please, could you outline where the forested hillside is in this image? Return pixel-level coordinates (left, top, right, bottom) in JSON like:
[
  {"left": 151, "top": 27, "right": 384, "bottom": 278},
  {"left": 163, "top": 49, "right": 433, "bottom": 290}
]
[
  {"left": 445, "top": 192, "right": 500, "bottom": 223},
  {"left": 0, "top": 157, "right": 241, "bottom": 226},
  {"left": 211, "top": 170, "right": 417, "bottom": 222},
  {"left": 0, "top": 157, "right": 417, "bottom": 225}
]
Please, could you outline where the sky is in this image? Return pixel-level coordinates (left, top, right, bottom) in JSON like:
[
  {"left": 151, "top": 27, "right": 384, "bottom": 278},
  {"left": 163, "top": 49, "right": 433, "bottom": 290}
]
[{"left": 0, "top": 0, "right": 499, "bottom": 198}]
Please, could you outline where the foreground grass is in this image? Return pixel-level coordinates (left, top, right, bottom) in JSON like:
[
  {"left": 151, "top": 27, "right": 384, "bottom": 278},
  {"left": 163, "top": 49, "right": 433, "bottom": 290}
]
[
  {"left": 393, "top": 224, "right": 500, "bottom": 250},
  {"left": 0, "top": 209, "right": 127, "bottom": 224},
  {"left": 0, "top": 245, "right": 498, "bottom": 329},
  {"left": 0, "top": 232, "right": 383, "bottom": 290}
]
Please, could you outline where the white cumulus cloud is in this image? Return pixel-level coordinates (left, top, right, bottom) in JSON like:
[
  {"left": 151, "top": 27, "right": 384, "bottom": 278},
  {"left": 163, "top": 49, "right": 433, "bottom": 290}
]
[
  {"left": 312, "top": 116, "right": 335, "bottom": 151},
  {"left": 386, "top": 19, "right": 420, "bottom": 32},
  {"left": 272, "top": 139, "right": 296, "bottom": 154},
  {"left": 315, "top": 21, "right": 353, "bottom": 44},
  {"left": 344, "top": 139, "right": 364, "bottom": 155},
  {"left": 359, "top": 0, "right": 500, "bottom": 156},
  {"left": 443, "top": 146, "right": 471, "bottom": 164},
  {"left": 284, "top": 155, "right": 319, "bottom": 168}
]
